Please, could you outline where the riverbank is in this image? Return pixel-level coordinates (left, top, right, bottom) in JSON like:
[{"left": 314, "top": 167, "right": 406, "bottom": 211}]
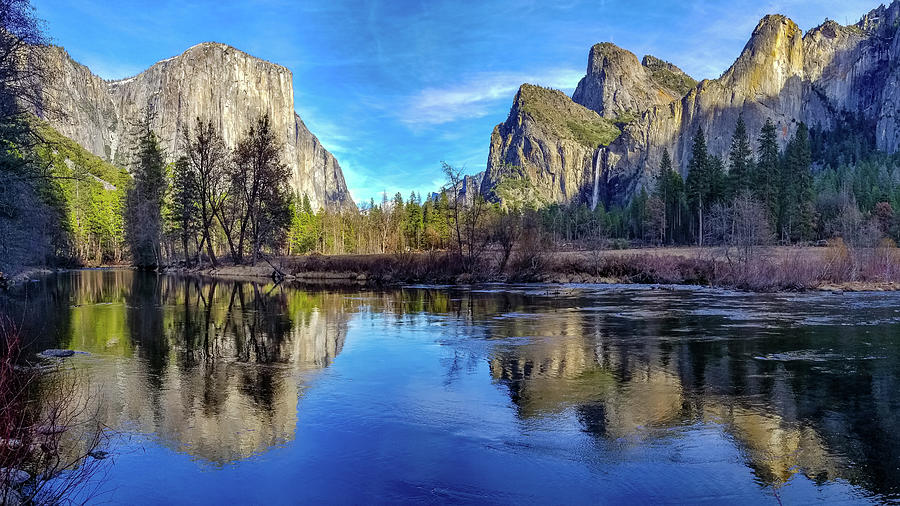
[
  {"left": 0, "top": 267, "right": 54, "bottom": 288},
  {"left": 163, "top": 245, "right": 900, "bottom": 293},
  {"left": 6, "top": 245, "right": 899, "bottom": 293}
]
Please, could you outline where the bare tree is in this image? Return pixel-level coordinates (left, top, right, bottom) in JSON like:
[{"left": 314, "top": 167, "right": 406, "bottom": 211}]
[
  {"left": 1, "top": 317, "right": 109, "bottom": 505},
  {"left": 706, "top": 192, "right": 771, "bottom": 264},
  {"left": 492, "top": 209, "right": 522, "bottom": 274},
  {"left": 183, "top": 118, "right": 229, "bottom": 266},
  {"left": 0, "top": 0, "right": 52, "bottom": 127},
  {"left": 441, "top": 162, "right": 465, "bottom": 259},
  {"left": 441, "top": 162, "right": 490, "bottom": 268},
  {"left": 224, "top": 114, "right": 291, "bottom": 264}
]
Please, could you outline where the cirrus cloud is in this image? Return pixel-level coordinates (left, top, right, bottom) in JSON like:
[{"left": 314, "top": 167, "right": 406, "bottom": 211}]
[{"left": 400, "top": 68, "right": 584, "bottom": 127}]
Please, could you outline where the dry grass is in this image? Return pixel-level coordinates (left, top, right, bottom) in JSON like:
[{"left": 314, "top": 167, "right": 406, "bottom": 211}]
[{"left": 210, "top": 242, "right": 900, "bottom": 292}]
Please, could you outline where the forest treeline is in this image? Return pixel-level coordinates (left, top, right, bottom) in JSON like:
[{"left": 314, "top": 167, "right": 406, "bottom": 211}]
[{"left": 279, "top": 113, "right": 900, "bottom": 261}]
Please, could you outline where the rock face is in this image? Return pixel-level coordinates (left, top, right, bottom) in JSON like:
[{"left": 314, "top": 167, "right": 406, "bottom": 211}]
[
  {"left": 485, "top": 1, "right": 900, "bottom": 207},
  {"left": 572, "top": 43, "right": 696, "bottom": 119},
  {"left": 41, "top": 42, "right": 352, "bottom": 210},
  {"left": 481, "top": 84, "right": 620, "bottom": 208}
]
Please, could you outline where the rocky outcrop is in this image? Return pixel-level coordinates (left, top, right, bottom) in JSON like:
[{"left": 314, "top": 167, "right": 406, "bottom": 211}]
[
  {"left": 481, "top": 84, "right": 619, "bottom": 205},
  {"left": 481, "top": 84, "right": 620, "bottom": 207},
  {"left": 573, "top": 43, "right": 696, "bottom": 119},
  {"left": 485, "top": 1, "right": 900, "bottom": 207},
  {"left": 40, "top": 43, "right": 352, "bottom": 210}
]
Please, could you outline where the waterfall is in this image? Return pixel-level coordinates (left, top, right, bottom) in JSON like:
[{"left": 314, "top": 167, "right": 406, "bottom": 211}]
[{"left": 590, "top": 149, "right": 601, "bottom": 211}]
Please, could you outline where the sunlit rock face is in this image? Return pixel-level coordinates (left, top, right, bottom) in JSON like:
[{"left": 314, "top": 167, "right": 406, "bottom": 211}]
[
  {"left": 41, "top": 43, "right": 352, "bottom": 211},
  {"left": 485, "top": 1, "right": 900, "bottom": 206}
]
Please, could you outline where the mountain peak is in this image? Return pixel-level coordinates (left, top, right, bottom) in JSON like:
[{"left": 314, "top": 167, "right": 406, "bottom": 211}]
[
  {"left": 573, "top": 41, "right": 693, "bottom": 117},
  {"left": 720, "top": 12, "right": 803, "bottom": 90},
  {"left": 41, "top": 42, "right": 352, "bottom": 210}
]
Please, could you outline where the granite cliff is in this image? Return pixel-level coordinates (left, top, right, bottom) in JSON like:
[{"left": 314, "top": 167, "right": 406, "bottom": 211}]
[
  {"left": 483, "top": 2, "right": 900, "bottom": 208},
  {"left": 40, "top": 42, "right": 352, "bottom": 210}
]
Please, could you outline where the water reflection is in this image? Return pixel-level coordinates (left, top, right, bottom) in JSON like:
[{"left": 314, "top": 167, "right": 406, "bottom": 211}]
[
  {"left": 5, "top": 271, "right": 348, "bottom": 465},
  {"left": 480, "top": 289, "right": 900, "bottom": 498},
  {"left": 3, "top": 275, "right": 900, "bottom": 501}
]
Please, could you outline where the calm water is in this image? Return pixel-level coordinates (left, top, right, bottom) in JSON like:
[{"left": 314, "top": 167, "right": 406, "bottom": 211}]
[{"left": 4, "top": 270, "right": 900, "bottom": 504}]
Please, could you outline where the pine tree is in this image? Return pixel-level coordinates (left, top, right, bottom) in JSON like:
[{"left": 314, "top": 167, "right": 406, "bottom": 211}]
[
  {"left": 653, "top": 150, "right": 686, "bottom": 243},
  {"left": 125, "top": 119, "right": 167, "bottom": 269},
  {"left": 756, "top": 118, "right": 780, "bottom": 228},
  {"left": 169, "top": 156, "right": 199, "bottom": 263},
  {"left": 781, "top": 122, "right": 814, "bottom": 240},
  {"left": 686, "top": 127, "right": 711, "bottom": 245},
  {"left": 728, "top": 115, "right": 754, "bottom": 197},
  {"left": 406, "top": 191, "right": 423, "bottom": 249},
  {"left": 708, "top": 155, "right": 726, "bottom": 204}
]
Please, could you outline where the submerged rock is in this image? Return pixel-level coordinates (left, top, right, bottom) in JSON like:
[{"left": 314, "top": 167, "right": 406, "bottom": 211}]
[
  {"left": 39, "top": 349, "right": 74, "bottom": 358},
  {"left": 0, "top": 486, "right": 24, "bottom": 506},
  {"left": 0, "top": 439, "right": 21, "bottom": 449},
  {"left": 35, "top": 425, "right": 67, "bottom": 435}
]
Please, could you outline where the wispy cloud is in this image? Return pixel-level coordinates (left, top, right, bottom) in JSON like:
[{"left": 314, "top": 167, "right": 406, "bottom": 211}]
[{"left": 400, "top": 68, "right": 583, "bottom": 127}]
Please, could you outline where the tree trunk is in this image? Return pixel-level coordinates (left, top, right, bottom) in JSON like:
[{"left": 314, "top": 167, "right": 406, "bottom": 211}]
[{"left": 698, "top": 203, "right": 704, "bottom": 247}]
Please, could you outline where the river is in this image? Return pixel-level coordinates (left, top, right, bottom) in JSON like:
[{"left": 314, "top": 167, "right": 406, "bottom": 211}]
[{"left": 3, "top": 269, "right": 900, "bottom": 504}]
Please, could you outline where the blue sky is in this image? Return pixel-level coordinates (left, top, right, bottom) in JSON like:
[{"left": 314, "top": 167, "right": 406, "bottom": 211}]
[{"left": 33, "top": 0, "right": 879, "bottom": 204}]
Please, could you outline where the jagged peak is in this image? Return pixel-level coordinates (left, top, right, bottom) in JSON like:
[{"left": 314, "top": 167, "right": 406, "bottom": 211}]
[
  {"left": 642, "top": 55, "right": 679, "bottom": 73},
  {"left": 509, "top": 83, "right": 620, "bottom": 148},
  {"left": 805, "top": 19, "right": 867, "bottom": 41},
  {"left": 718, "top": 13, "right": 803, "bottom": 83},
  {"left": 515, "top": 82, "right": 571, "bottom": 100},
  {"left": 640, "top": 55, "right": 696, "bottom": 99},
  {"left": 752, "top": 14, "right": 801, "bottom": 40},
  {"left": 585, "top": 42, "right": 642, "bottom": 73},
  {"left": 589, "top": 42, "right": 629, "bottom": 55},
  {"left": 855, "top": 0, "right": 900, "bottom": 34}
]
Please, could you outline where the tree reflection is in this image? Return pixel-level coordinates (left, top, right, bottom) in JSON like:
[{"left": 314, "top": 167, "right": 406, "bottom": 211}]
[{"left": 14, "top": 271, "right": 351, "bottom": 465}]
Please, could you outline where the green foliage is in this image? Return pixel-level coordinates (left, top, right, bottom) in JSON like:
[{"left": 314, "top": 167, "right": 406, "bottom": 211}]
[
  {"left": 755, "top": 118, "right": 780, "bottom": 225},
  {"left": 809, "top": 112, "right": 875, "bottom": 169},
  {"left": 652, "top": 149, "right": 687, "bottom": 244},
  {"left": 288, "top": 193, "right": 318, "bottom": 254},
  {"left": 727, "top": 115, "right": 754, "bottom": 198},
  {"left": 643, "top": 57, "right": 698, "bottom": 97},
  {"left": 34, "top": 120, "right": 130, "bottom": 265},
  {"left": 517, "top": 84, "right": 621, "bottom": 148},
  {"left": 613, "top": 111, "right": 638, "bottom": 126},
  {"left": 778, "top": 123, "right": 814, "bottom": 241},
  {"left": 493, "top": 169, "right": 549, "bottom": 209},
  {"left": 405, "top": 191, "right": 424, "bottom": 250},
  {"left": 168, "top": 156, "right": 200, "bottom": 262}
]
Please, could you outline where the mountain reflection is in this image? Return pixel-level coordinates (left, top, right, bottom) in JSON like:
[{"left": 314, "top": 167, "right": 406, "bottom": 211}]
[
  {"left": 11, "top": 270, "right": 348, "bottom": 465},
  {"left": 480, "top": 290, "right": 900, "bottom": 496}
]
